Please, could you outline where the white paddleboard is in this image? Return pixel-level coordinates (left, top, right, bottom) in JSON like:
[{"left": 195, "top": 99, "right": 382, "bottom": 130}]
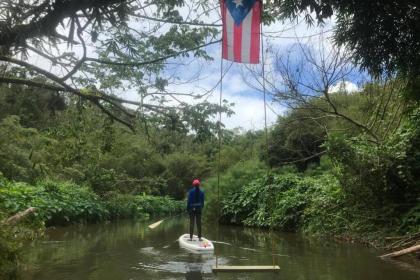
[{"left": 178, "top": 234, "right": 214, "bottom": 252}]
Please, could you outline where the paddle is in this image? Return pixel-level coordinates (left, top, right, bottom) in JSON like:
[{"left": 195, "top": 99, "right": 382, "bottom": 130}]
[
  {"left": 148, "top": 219, "right": 164, "bottom": 229},
  {"left": 147, "top": 213, "right": 184, "bottom": 229}
]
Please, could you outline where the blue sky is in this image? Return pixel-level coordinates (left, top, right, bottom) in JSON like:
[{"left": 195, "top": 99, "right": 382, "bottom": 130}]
[
  {"left": 26, "top": 1, "right": 367, "bottom": 131},
  {"left": 161, "top": 16, "right": 366, "bottom": 130}
]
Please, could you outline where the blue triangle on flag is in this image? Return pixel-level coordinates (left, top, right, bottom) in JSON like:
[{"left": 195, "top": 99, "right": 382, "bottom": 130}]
[{"left": 226, "top": 0, "right": 257, "bottom": 26}]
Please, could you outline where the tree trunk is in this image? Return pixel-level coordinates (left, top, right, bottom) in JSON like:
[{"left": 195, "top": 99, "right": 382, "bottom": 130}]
[
  {"left": 380, "top": 244, "right": 420, "bottom": 259},
  {"left": 3, "top": 207, "right": 36, "bottom": 225}
]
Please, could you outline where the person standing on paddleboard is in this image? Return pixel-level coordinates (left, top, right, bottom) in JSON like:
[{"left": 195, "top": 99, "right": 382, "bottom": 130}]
[{"left": 187, "top": 179, "right": 204, "bottom": 241}]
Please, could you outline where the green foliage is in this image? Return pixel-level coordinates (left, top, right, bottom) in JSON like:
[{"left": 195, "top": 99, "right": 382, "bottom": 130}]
[
  {"left": 222, "top": 174, "right": 312, "bottom": 229},
  {"left": 0, "top": 179, "right": 184, "bottom": 279},
  {"left": 268, "top": 1, "right": 420, "bottom": 85},
  {"left": 0, "top": 180, "right": 184, "bottom": 226},
  {"left": 266, "top": 106, "right": 326, "bottom": 171},
  {"left": 325, "top": 108, "right": 420, "bottom": 208},
  {"left": 207, "top": 159, "right": 266, "bottom": 196},
  {"left": 0, "top": 116, "right": 52, "bottom": 182},
  {"left": 104, "top": 193, "right": 183, "bottom": 219},
  {"left": 0, "top": 83, "right": 66, "bottom": 129},
  {"left": 203, "top": 159, "right": 266, "bottom": 224},
  {"left": 399, "top": 204, "right": 420, "bottom": 234},
  {"left": 162, "top": 152, "right": 210, "bottom": 199},
  {"left": 220, "top": 171, "right": 419, "bottom": 242},
  {"left": 0, "top": 180, "right": 107, "bottom": 225}
]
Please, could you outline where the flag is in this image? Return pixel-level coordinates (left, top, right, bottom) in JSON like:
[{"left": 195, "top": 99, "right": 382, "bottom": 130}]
[{"left": 221, "top": 0, "right": 261, "bottom": 64}]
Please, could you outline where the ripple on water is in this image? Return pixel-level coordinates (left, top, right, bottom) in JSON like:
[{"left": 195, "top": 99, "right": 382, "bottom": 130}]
[{"left": 135, "top": 247, "right": 228, "bottom": 275}]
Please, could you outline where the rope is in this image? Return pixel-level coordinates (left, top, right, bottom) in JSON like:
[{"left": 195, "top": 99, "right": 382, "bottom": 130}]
[
  {"left": 214, "top": 1, "right": 277, "bottom": 269},
  {"left": 260, "top": 20, "right": 277, "bottom": 269},
  {"left": 261, "top": 27, "right": 269, "bottom": 166},
  {"left": 215, "top": 47, "right": 223, "bottom": 268}
]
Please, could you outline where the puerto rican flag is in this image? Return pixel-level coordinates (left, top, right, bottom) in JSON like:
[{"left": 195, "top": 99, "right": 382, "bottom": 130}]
[{"left": 221, "top": 0, "right": 261, "bottom": 64}]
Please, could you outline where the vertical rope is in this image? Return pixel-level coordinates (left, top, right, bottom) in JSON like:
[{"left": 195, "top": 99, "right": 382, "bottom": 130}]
[
  {"left": 216, "top": 50, "right": 223, "bottom": 268},
  {"left": 261, "top": 31, "right": 269, "bottom": 161},
  {"left": 260, "top": 17, "right": 276, "bottom": 269}
]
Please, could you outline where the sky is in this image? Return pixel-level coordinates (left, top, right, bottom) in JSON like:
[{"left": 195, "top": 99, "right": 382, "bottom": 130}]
[
  {"left": 160, "top": 14, "right": 358, "bottom": 130},
  {"left": 25, "top": 0, "right": 364, "bottom": 131},
  {"left": 148, "top": 0, "right": 365, "bottom": 131}
]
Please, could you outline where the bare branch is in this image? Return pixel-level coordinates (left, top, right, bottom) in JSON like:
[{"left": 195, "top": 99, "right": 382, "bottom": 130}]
[
  {"left": 129, "top": 13, "right": 222, "bottom": 27},
  {"left": 85, "top": 40, "right": 221, "bottom": 67}
]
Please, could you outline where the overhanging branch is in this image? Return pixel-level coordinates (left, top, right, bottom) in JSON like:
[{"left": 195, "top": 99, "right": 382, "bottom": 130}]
[{"left": 85, "top": 40, "right": 221, "bottom": 67}]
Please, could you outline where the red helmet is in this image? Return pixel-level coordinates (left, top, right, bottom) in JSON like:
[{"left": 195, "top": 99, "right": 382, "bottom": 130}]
[{"left": 192, "top": 179, "right": 200, "bottom": 186}]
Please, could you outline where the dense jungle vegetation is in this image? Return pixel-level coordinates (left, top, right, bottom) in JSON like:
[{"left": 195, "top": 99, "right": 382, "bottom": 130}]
[
  {"left": 1, "top": 0, "right": 420, "bottom": 278},
  {"left": 2, "top": 77, "right": 420, "bottom": 278},
  {"left": 209, "top": 82, "right": 420, "bottom": 242}
]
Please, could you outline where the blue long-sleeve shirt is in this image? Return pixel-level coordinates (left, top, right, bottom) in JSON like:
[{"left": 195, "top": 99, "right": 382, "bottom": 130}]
[{"left": 187, "top": 187, "right": 204, "bottom": 210}]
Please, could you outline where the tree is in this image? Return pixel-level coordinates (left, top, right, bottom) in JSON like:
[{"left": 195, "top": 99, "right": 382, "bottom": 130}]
[
  {"left": 267, "top": 1, "right": 420, "bottom": 87},
  {"left": 266, "top": 107, "right": 326, "bottom": 171},
  {"left": 0, "top": 116, "right": 52, "bottom": 182},
  {"left": 0, "top": 0, "right": 222, "bottom": 128},
  {"left": 0, "top": 82, "right": 66, "bottom": 129}
]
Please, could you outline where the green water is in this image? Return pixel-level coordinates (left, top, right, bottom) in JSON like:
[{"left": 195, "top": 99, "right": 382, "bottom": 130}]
[{"left": 19, "top": 217, "right": 419, "bottom": 280}]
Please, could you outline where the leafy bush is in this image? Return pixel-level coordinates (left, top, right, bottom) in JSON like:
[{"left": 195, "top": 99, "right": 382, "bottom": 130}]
[
  {"left": 0, "top": 178, "right": 184, "bottom": 278},
  {"left": 162, "top": 152, "right": 210, "bottom": 200},
  {"left": 399, "top": 204, "right": 420, "bottom": 234},
  {"left": 326, "top": 114, "right": 420, "bottom": 208},
  {"left": 203, "top": 159, "right": 266, "bottom": 223},
  {"left": 221, "top": 173, "right": 311, "bottom": 229},
  {"left": 105, "top": 193, "right": 184, "bottom": 219},
  {"left": 220, "top": 169, "right": 420, "bottom": 244},
  {"left": 0, "top": 116, "right": 52, "bottom": 182},
  {"left": 0, "top": 179, "right": 184, "bottom": 226},
  {"left": 0, "top": 180, "right": 108, "bottom": 225}
]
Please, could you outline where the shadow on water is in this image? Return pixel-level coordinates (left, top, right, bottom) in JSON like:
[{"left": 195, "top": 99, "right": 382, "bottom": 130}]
[{"left": 19, "top": 217, "right": 419, "bottom": 280}]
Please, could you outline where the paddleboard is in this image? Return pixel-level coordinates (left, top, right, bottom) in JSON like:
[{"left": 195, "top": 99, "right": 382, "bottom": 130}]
[{"left": 178, "top": 234, "right": 214, "bottom": 252}]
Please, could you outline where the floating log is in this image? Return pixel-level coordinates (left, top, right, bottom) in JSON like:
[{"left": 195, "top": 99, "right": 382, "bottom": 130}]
[
  {"left": 212, "top": 265, "right": 280, "bottom": 272},
  {"left": 3, "top": 207, "right": 36, "bottom": 225},
  {"left": 380, "top": 244, "right": 420, "bottom": 259}
]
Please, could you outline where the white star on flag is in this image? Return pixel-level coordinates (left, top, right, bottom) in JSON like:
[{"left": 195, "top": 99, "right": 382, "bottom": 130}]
[{"left": 233, "top": 0, "right": 243, "bottom": 8}]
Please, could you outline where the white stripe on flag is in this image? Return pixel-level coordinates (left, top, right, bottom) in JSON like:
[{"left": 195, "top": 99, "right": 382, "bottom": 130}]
[
  {"left": 226, "top": 10, "right": 234, "bottom": 61},
  {"left": 241, "top": 9, "right": 253, "bottom": 63}
]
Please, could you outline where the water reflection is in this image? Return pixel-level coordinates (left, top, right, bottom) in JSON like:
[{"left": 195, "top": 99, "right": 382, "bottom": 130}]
[
  {"left": 184, "top": 254, "right": 204, "bottom": 280},
  {"left": 185, "top": 270, "right": 202, "bottom": 280},
  {"left": 20, "top": 218, "right": 420, "bottom": 280}
]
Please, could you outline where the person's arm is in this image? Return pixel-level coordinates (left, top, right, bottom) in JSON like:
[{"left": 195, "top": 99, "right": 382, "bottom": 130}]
[
  {"left": 186, "top": 190, "right": 191, "bottom": 211},
  {"left": 201, "top": 191, "right": 205, "bottom": 209}
]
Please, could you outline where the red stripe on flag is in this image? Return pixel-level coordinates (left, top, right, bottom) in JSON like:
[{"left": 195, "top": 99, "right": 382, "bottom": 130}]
[
  {"left": 221, "top": 0, "right": 228, "bottom": 59},
  {"left": 233, "top": 22, "right": 242, "bottom": 62},
  {"left": 250, "top": 1, "right": 260, "bottom": 63}
]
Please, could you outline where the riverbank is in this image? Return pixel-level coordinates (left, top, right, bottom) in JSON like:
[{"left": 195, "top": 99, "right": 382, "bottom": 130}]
[
  {"left": 0, "top": 179, "right": 184, "bottom": 279},
  {"left": 204, "top": 164, "right": 419, "bottom": 251},
  {"left": 0, "top": 179, "right": 184, "bottom": 224}
]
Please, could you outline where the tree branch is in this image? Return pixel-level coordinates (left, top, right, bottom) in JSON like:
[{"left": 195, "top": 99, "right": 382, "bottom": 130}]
[
  {"left": 85, "top": 40, "right": 221, "bottom": 67},
  {"left": 129, "top": 13, "right": 222, "bottom": 27},
  {"left": 0, "top": 0, "right": 122, "bottom": 49},
  {"left": 0, "top": 77, "right": 65, "bottom": 92}
]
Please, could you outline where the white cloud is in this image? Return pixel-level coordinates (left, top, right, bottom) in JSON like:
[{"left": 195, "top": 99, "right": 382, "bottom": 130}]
[
  {"left": 330, "top": 81, "right": 359, "bottom": 94},
  {"left": 219, "top": 93, "right": 284, "bottom": 130},
  {"left": 23, "top": 2, "right": 342, "bottom": 132}
]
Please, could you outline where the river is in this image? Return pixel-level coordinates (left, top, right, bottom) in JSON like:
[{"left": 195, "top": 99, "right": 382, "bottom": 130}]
[{"left": 19, "top": 217, "right": 419, "bottom": 279}]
